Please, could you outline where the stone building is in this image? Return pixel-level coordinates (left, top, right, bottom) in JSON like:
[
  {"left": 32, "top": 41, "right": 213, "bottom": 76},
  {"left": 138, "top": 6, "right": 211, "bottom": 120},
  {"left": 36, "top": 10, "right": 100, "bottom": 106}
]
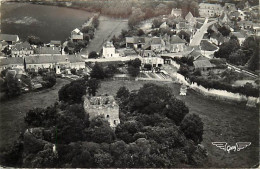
[{"left": 84, "top": 95, "right": 120, "bottom": 128}]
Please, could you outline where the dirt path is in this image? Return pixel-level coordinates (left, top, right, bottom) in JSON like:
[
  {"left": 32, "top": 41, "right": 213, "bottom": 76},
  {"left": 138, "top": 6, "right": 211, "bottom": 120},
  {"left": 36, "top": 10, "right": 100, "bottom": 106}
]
[{"left": 0, "top": 78, "right": 70, "bottom": 150}]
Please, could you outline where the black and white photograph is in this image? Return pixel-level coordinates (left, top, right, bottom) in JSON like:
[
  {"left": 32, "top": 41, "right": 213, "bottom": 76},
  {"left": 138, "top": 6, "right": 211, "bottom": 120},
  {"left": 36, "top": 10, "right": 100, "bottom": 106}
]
[{"left": 0, "top": 0, "right": 259, "bottom": 168}]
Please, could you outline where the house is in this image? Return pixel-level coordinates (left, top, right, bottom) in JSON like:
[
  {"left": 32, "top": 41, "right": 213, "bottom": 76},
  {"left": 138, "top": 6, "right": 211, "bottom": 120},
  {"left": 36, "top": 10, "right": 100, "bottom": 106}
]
[
  {"left": 224, "top": 3, "right": 236, "bottom": 11},
  {"left": 171, "top": 8, "right": 182, "bottom": 17},
  {"left": 11, "top": 42, "right": 34, "bottom": 57},
  {"left": 0, "top": 57, "right": 24, "bottom": 71},
  {"left": 185, "top": 12, "right": 196, "bottom": 27},
  {"left": 71, "top": 28, "right": 83, "bottom": 42},
  {"left": 219, "top": 12, "right": 231, "bottom": 24},
  {"left": 199, "top": 3, "right": 223, "bottom": 17},
  {"left": 140, "top": 50, "right": 156, "bottom": 58},
  {"left": 231, "top": 32, "right": 246, "bottom": 45},
  {"left": 49, "top": 40, "right": 61, "bottom": 47},
  {"left": 193, "top": 59, "right": 213, "bottom": 70},
  {"left": 210, "top": 32, "right": 225, "bottom": 46},
  {"left": 102, "top": 41, "right": 120, "bottom": 58},
  {"left": 150, "top": 37, "right": 165, "bottom": 52},
  {"left": 125, "top": 37, "right": 147, "bottom": 49},
  {"left": 0, "top": 34, "right": 19, "bottom": 44},
  {"left": 160, "top": 22, "right": 169, "bottom": 29},
  {"left": 34, "top": 46, "right": 61, "bottom": 55},
  {"left": 167, "top": 35, "right": 186, "bottom": 53},
  {"left": 142, "top": 56, "right": 164, "bottom": 68},
  {"left": 200, "top": 40, "right": 218, "bottom": 58},
  {"left": 25, "top": 55, "right": 85, "bottom": 72},
  {"left": 83, "top": 95, "right": 120, "bottom": 128},
  {"left": 238, "top": 20, "right": 253, "bottom": 30}
]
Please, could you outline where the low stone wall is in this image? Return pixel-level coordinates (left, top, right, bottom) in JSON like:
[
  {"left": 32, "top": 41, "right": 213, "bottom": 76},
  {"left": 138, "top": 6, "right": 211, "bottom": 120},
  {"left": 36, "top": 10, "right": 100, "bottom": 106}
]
[{"left": 169, "top": 61, "right": 259, "bottom": 105}]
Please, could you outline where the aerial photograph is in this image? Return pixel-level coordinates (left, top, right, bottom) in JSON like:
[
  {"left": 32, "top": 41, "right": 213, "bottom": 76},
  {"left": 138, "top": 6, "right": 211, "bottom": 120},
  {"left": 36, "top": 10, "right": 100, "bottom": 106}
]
[{"left": 0, "top": 0, "right": 259, "bottom": 168}]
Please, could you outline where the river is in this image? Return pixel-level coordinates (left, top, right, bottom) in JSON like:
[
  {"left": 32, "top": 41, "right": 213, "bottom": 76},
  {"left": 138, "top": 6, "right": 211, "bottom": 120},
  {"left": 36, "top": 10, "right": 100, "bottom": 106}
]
[{"left": 1, "top": 2, "right": 94, "bottom": 43}]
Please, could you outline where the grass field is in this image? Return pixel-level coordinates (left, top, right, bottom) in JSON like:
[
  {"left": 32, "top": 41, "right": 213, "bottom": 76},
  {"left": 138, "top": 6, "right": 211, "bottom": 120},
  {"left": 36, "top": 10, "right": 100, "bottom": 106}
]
[
  {"left": 99, "top": 80, "right": 259, "bottom": 168},
  {"left": 82, "top": 16, "right": 128, "bottom": 53},
  {"left": 0, "top": 78, "right": 70, "bottom": 151},
  {"left": 0, "top": 78, "right": 258, "bottom": 167}
]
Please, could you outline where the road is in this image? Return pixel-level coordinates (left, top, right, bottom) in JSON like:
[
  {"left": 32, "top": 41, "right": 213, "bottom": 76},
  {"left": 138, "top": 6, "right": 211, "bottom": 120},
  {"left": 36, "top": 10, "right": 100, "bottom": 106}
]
[
  {"left": 80, "top": 16, "right": 128, "bottom": 55},
  {"left": 190, "top": 18, "right": 218, "bottom": 46}
]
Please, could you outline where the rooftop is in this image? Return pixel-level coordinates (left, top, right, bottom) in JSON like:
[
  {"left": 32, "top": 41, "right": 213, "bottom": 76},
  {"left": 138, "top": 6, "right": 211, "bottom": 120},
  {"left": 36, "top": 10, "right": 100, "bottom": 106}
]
[
  {"left": 0, "top": 34, "right": 19, "bottom": 42},
  {"left": 0, "top": 57, "right": 24, "bottom": 66},
  {"left": 170, "top": 35, "right": 186, "bottom": 44},
  {"left": 34, "top": 46, "right": 61, "bottom": 55},
  {"left": 12, "top": 42, "right": 32, "bottom": 51},
  {"left": 193, "top": 59, "right": 213, "bottom": 69},
  {"left": 25, "top": 55, "right": 84, "bottom": 64},
  {"left": 200, "top": 40, "right": 218, "bottom": 51}
]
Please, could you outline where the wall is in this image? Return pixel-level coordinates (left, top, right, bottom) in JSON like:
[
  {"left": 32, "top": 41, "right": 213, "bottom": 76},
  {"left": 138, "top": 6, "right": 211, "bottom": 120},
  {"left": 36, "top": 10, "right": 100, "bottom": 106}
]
[{"left": 170, "top": 61, "right": 259, "bottom": 104}]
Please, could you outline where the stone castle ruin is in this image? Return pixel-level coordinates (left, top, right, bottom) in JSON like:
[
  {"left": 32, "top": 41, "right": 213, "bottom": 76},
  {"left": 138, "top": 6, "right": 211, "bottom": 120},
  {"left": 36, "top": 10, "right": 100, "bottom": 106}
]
[{"left": 83, "top": 95, "right": 120, "bottom": 128}]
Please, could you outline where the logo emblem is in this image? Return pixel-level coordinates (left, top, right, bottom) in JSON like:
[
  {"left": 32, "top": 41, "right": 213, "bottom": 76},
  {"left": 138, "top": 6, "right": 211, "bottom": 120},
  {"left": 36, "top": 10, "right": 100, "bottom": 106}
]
[{"left": 212, "top": 142, "right": 251, "bottom": 153}]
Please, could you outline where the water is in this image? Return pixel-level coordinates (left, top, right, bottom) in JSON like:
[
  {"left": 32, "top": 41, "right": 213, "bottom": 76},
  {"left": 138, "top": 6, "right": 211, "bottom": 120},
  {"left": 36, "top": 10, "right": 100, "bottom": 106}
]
[{"left": 1, "top": 2, "right": 93, "bottom": 43}]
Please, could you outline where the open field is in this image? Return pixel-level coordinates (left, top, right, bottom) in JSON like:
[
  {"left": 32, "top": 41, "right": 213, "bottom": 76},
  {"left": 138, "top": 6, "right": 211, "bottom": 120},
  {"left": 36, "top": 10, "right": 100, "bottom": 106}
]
[
  {"left": 98, "top": 80, "right": 259, "bottom": 168},
  {"left": 81, "top": 16, "right": 128, "bottom": 54},
  {"left": 0, "top": 78, "right": 70, "bottom": 150}
]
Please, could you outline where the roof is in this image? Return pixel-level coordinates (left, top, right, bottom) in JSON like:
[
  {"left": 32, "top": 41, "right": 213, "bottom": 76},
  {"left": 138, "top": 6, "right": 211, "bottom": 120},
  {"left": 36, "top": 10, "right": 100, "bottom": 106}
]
[
  {"left": 0, "top": 57, "right": 24, "bottom": 66},
  {"left": 50, "top": 40, "right": 61, "bottom": 45},
  {"left": 232, "top": 32, "right": 246, "bottom": 38},
  {"left": 170, "top": 35, "right": 186, "bottom": 44},
  {"left": 72, "top": 28, "right": 81, "bottom": 34},
  {"left": 151, "top": 37, "right": 162, "bottom": 45},
  {"left": 185, "top": 12, "right": 194, "bottom": 21},
  {"left": 0, "top": 34, "right": 19, "bottom": 42},
  {"left": 193, "top": 60, "right": 213, "bottom": 69},
  {"left": 25, "top": 55, "right": 84, "bottom": 64},
  {"left": 34, "top": 47, "right": 60, "bottom": 55},
  {"left": 200, "top": 40, "right": 218, "bottom": 51},
  {"left": 210, "top": 32, "right": 225, "bottom": 42},
  {"left": 12, "top": 42, "right": 32, "bottom": 51},
  {"left": 126, "top": 37, "right": 146, "bottom": 44},
  {"left": 188, "top": 50, "right": 202, "bottom": 58},
  {"left": 104, "top": 41, "right": 114, "bottom": 48}
]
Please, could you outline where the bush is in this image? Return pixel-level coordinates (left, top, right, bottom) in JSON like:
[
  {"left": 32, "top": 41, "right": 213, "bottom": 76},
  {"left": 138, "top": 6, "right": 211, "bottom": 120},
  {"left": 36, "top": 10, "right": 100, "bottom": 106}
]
[{"left": 180, "top": 114, "right": 203, "bottom": 144}]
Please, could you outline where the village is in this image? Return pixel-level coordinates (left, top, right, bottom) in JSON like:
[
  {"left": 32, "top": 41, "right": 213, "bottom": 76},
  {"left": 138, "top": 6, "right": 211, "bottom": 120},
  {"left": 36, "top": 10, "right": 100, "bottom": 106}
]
[
  {"left": 0, "top": 0, "right": 259, "bottom": 105},
  {"left": 0, "top": 0, "right": 259, "bottom": 168}
]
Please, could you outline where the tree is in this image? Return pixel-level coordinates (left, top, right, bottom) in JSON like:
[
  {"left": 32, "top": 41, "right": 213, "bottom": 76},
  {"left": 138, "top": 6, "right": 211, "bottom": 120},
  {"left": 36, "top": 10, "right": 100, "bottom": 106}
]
[
  {"left": 92, "top": 16, "right": 100, "bottom": 28},
  {"left": 87, "top": 78, "right": 100, "bottom": 96},
  {"left": 104, "top": 64, "right": 118, "bottom": 78},
  {"left": 58, "top": 79, "right": 87, "bottom": 103},
  {"left": 177, "top": 30, "right": 190, "bottom": 43},
  {"left": 228, "top": 50, "right": 249, "bottom": 66},
  {"left": 42, "top": 73, "right": 56, "bottom": 88},
  {"left": 218, "top": 26, "right": 231, "bottom": 37},
  {"left": 137, "top": 29, "right": 145, "bottom": 36},
  {"left": 5, "top": 71, "right": 21, "bottom": 97},
  {"left": 163, "top": 97, "right": 189, "bottom": 125},
  {"left": 27, "top": 36, "right": 43, "bottom": 46},
  {"left": 214, "top": 37, "right": 240, "bottom": 59},
  {"left": 152, "top": 19, "right": 163, "bottom": 28},
  {"left": 116, "top": 86, "right": 130, "bottom": 99},
  {"left": 127, "top": 58, "right": 141, "bottom": 77},
  {"left": 180, "top": 114, "right": 203, "bottom": 144},
  {"left": 88, "top": 51, "right": 99, "bottom": 59},
  {"left": 2, "top": 46, "right": 11, "bottom": 55},
  {"left": 90, "top": 63, "right": 106, "bottom": 79}
]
